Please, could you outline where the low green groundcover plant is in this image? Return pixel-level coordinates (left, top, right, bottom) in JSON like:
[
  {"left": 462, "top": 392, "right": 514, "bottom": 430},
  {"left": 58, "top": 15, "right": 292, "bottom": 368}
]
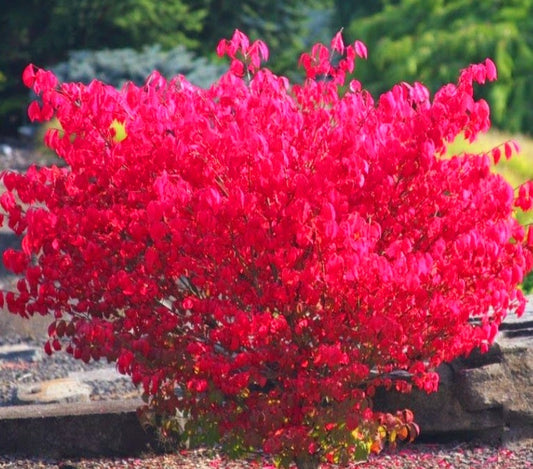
[{"left": 1, "top": 31, "right": 532, "bottom": 468}]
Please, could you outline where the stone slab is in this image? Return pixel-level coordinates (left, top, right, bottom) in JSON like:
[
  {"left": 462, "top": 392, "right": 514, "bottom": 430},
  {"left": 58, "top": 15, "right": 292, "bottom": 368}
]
[
  {"left": 373, "top": 381, "right": 505, "bottom": 443},
  {"left": 456, "top": 363, "right": 510, "bottom": 412},
  {"left": 0, "top": 344, "right": 42, "bottom": 362},
  {"left": 0, "top": 399, "right": 163, "bottom": 458}
]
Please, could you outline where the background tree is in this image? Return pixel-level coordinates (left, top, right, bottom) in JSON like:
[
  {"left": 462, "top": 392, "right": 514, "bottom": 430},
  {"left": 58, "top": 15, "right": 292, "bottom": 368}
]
[
  {"left": 0, "top": 0, "right": 207, "bottom": 136},
  {"left": 197, "top": 0, "right": 331, "bottom": 77},
  {"left": 331, "top": 0, "right": 389, "bottom": 27},
  {"left": 4, "top": 0, "right": 533, "bottom": 137},
  {"left": 50, "top": 45, "right": 225, "bottom": 90},
  {"left": 0, "top": 0, "right": 331, "bottom": 137},
  {"left": 341, "top": 0, "right": 533, "bottom": 134}
]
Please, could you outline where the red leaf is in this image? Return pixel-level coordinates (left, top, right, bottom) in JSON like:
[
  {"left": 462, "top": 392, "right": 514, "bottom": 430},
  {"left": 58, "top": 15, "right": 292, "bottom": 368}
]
[
  {"left": 354, "top": 40, "right": 368, "bottom": 59},
  {"left": 27, "top": 101, "right": 43, "bottom": 122},
  {"left": 216, "top": 39, "right": 228, "bottom": 57},
  {"left": 3, "top": 249, "right": 28, "bottom": 274},
  {"left": 330, "top": 30, "right": 345, "bottom": 53},
  {"left": 22, "top": 64, "right": 37, "bottom": 88},
  {"left": 504, "top": 142, "right": 513, "bottom": 159},
  {"left": 485, "top": 58, "right": 497, "bottom": 81},
  {"left": 491, "top": 147, "right": 501, "bottom": 164}
]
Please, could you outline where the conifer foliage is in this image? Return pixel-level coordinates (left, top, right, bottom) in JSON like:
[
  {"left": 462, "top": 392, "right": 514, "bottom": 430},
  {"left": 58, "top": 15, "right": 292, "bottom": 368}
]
[{"left": 344, "top": 0, "right": 533, "bottom": 133}]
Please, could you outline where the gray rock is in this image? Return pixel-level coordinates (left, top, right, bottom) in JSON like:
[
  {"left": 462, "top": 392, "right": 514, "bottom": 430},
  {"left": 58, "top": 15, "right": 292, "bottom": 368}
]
[
  {"left": 0, "top": 144, "right": 13, "bottom": 157},
  {"left": 15, "top": 377, "right": 92, "bottom": 405},
  {"left": 17, "top": 126, "right": 35, "bottom": 139},
  {"left": 374, "top": 298, "right": 533, "bottom": 446},
  {"left": 374, "top": 363, "right": 505, "bottom": 442},
  {"left": 0, "top": 344, "right": 43, "bottom": 363},
  {"left": 0, "top": 399, "right": 159, "bottom": 458},
  {"left": 455, "top": 363, "right": 510, "bottom": 412}
]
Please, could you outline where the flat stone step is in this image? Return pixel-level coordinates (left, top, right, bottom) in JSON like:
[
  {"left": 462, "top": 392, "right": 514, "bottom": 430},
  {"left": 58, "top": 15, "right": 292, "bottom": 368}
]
[
  {"left": 497, "top": 303, "right": 533, "bottom": 346},
  {"left": 0, "top": 399, "right": 162, "bottom": 458},
  {"left": 501, "top": 328, "right": 533, "bottom": 339},
  {"left": 500, "top": 306, "right": 533, "bottom": 330}
]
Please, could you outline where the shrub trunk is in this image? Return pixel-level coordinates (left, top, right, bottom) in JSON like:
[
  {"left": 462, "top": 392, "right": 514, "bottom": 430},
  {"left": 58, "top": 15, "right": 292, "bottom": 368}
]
[{"left": 294, "top": 454, "right": 320, "bottom": 469}]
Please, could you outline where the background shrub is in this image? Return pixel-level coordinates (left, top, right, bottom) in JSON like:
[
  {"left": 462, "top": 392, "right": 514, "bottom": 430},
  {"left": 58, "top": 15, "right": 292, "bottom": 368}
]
[{"left": 50, "top": 45, "right": 225, "bottom": 90}]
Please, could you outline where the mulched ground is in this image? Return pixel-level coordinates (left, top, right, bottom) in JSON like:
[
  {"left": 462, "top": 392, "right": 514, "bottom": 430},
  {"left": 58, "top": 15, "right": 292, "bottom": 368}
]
[{"left": 1, "top": 443, "right": 532, "bottom": 468}]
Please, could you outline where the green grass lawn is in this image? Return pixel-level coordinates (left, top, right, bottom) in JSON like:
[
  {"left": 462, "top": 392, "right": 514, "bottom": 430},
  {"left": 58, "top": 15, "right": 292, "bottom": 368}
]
[{"left": 446, "top": 129, "right": 533, "bottom": 226}]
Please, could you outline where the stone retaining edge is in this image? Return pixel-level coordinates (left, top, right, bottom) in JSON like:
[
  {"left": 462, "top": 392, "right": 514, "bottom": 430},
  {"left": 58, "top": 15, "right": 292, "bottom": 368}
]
[
  {"left": 0, "top": 396, "right": 531, "bottom": 459},
  {"left": 0, "top": 399, "right": 163, "bottom": 458}
]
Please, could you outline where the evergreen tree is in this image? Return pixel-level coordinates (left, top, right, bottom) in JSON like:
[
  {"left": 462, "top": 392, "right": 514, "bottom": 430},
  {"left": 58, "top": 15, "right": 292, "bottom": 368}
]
[
  {"left": 331, "top": 0, "right": 388, "bottom": 27},
  {"left": 0, "top": 0, "right": 207, "bottom": 136},
  {"left": 0, "top": 0, "right": 329, "bottom": 136},
  {"left": 344, "top": 0, "right": 533, "bottom": 133},
  {"left": 51, "top": 45, "right": 224, "bottom": 89},
  {"left": 198, "top": 0, "right": 327, "bottom": 75}
]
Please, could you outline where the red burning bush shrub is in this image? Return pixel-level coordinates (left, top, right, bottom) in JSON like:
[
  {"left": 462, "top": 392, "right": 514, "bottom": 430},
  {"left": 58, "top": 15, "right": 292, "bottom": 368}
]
[{"left": 1, "top": 30, "right": 532, "bottom": 467}]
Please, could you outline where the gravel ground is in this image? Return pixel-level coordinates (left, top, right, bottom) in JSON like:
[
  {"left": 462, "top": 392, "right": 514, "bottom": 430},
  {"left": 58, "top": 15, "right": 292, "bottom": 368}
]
[
  {"left": 0, "top": 333, "right": 141, "bottom": 407},
  {"left": 0, "top": 443, "right": 532, "bottom": 468},
  {"left": 0, "top": 138, "right": 59, "bottom": 171}
]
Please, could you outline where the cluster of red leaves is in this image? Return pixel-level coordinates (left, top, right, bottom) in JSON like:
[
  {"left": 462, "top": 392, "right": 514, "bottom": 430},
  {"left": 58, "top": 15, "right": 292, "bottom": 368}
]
[{"left": 1, "top": 30, "right": 532, "bottom": 466}]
